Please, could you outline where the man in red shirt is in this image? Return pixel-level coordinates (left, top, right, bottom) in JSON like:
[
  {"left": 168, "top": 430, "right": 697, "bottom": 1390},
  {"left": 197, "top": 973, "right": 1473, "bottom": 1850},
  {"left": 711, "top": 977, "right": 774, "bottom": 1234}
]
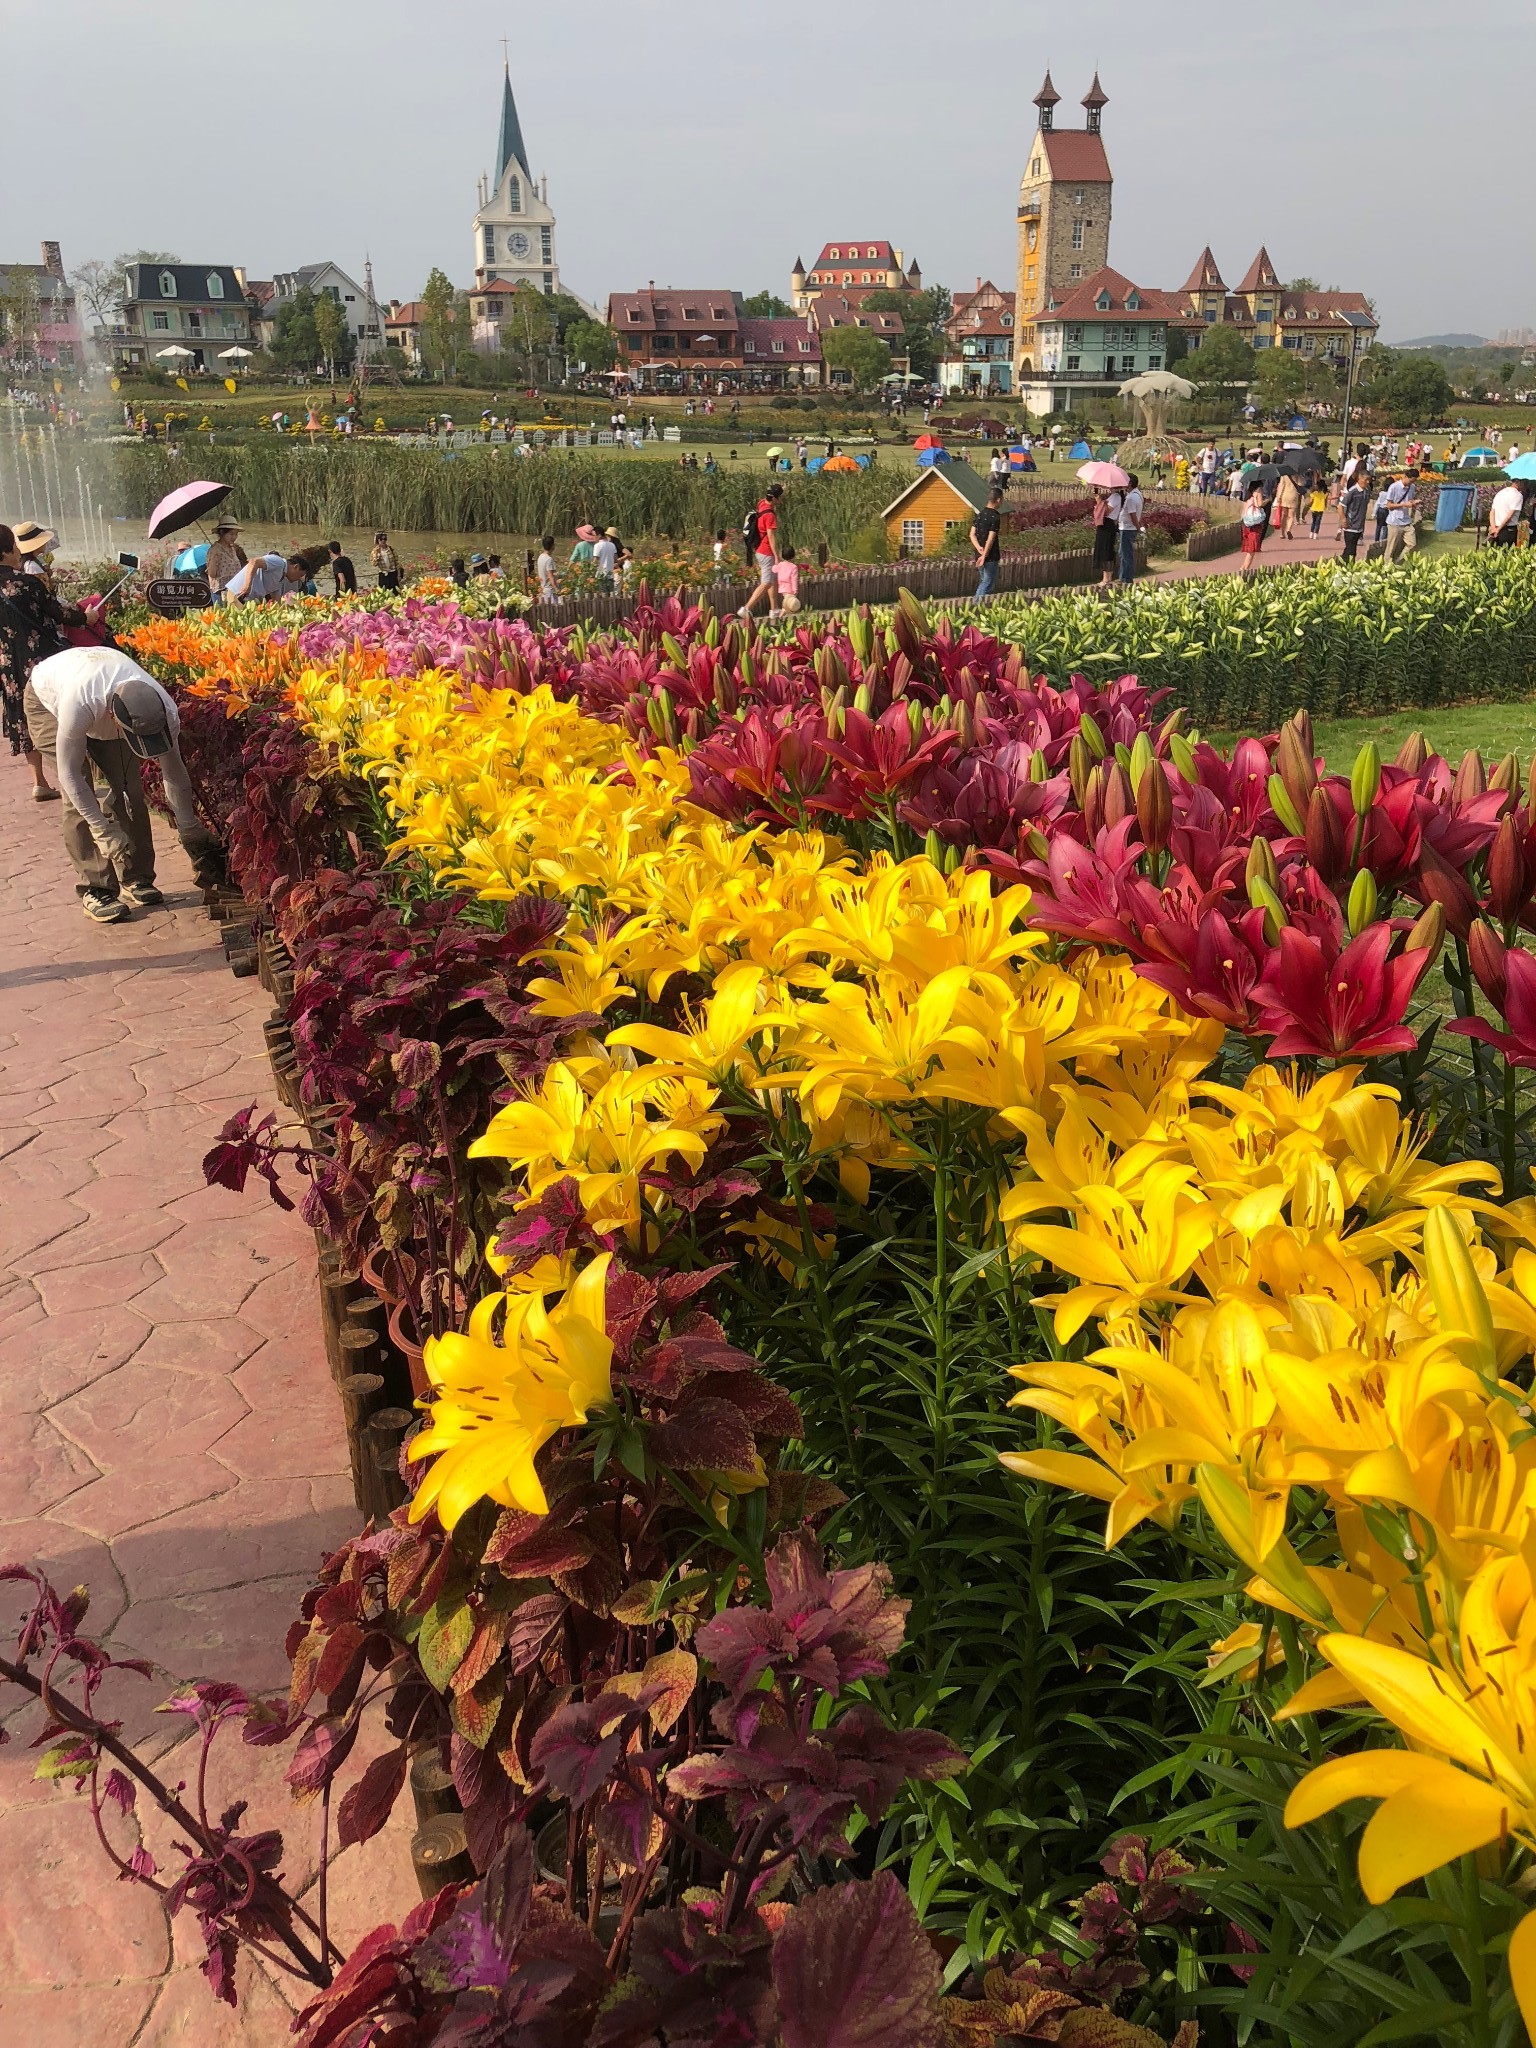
[{"left": 740, "top": 483, "right": 785, "bottom": 618}]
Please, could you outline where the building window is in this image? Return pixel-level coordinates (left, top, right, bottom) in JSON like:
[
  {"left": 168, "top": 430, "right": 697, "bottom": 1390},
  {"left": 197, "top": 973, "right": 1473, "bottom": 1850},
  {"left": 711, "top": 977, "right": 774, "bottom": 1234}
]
[
  {"left": 1071, "top": 221, "right": 1085, "bottom": 251},
  {"left": 541, "top": 229, "right": 553, "bottom": 261},
  {"left": 151, "top": 310, "right": 169, "bottom": 330},
  {"left": 800, "top": 339, "right": 812, "bottom": 353},
  {"left": 1073, "top": 188, "right": 1084, "bottom": 204},
  {"left": 1121, "top": 355, "right": 1135, "bottom": 372},
  {"left": 1065, "top": 354, "right": 1080, "bottom": 371},
  {"left": 206, "top": 272, "right": 224, "bottom": 299},
  {"left": 482, "top": 227, "right": 495, "bottom": 264},
  {"left": 1069, "top": 264, "right": 1082, "bottom": 281},
  {"left": 1066, "top": 324, "right": 1083, "bottom": 345},
  {"left": 158, "top": 269, "right": 176, "bottom": 298},
  {"left": 1148, "top": 355, "right": 1162, "bottom": 370},
  {"left": 187, "top": 311, "right": 202, "bottom": 335},
  {"left": 829, "top": 247, "right": 840, "bottom": 260},
  {"left": 867, "top": 247, "right": 878, "bottom": 259},
  {"left": 772, "top": 340, "right": 784, "bottom": 354},
  {"left": 901, "top": 519, "right": 925, "bottom": 553}
]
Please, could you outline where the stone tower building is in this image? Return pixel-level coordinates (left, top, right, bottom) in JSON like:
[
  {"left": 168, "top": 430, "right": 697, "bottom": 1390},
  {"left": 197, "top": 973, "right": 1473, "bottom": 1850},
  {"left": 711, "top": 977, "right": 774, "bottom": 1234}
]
[{"left": 1013, "top": 72, "right": 1112, "bottom": 382}]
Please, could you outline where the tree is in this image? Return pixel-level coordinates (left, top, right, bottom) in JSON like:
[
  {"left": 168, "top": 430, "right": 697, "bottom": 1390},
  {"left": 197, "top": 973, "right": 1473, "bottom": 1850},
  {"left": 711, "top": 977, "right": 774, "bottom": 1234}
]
[
  {"left": 821, "top": 326, "right": 892, "bottom": 391},
  {"left": 1285, "top": 276, "right": 1319, "bottom": 292},
  {"left": 1164, "top": 324, "right": 1190, "bottom": 368},
  {"left": 312, "top": 292, "right": 351, "bottom": 381},
  {"left": 565, "top": 318, "right": 617, "bottom": 373},
  {"left": 741, "top": 290, "right": 792, "bottom": 318},
  {"left": 420, "top": 268, "right": 460, "bottom": 384},
  {"left": 70, "top": 259, "right": 121, "bottom": 339},
  {"left": 1186, "top": 323, "right": 1254, "bottom": 412},
  {"left": 0, "top": 269, "right": 44, "bottom": 373},
  {"left": 1253, "top": 346, "right": 1308, "bottom": 415},
  {"left": 500, "top": 283, "right": 556, "bottom": 382},
  {"left": 860, "top": 286, "right": 952, "bottom": 382},
  {"left": 1380, "top": 355, "right": 1455, "bottom": 427},
  {"left": 109, "top": 250, "right": 181, "bottom": 309},
  {"left": 270, "top": 287, "right": 323, "bottom": 373}
]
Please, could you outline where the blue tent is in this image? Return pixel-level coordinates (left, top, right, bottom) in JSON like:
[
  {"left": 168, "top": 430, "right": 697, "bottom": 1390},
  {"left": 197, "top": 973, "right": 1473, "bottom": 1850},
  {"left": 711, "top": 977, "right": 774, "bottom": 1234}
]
[
  {"left": 1289, "top": 416, "right": 1307, "bottom": 431},
  {"left": 1008, "top": 449, "right": 1037, "bottom": 471},
  {"left": 1068, "top": 439, "right": 1092, "bottom": 459},
  {"left": 917, "top": 448, "right": 952, "bottom": 467},
  {"left": 805, "top": 456, "right": 826, "bottom": 473},
  {"left": 854, "top": 455, "right": 870, "bottom": 469}
]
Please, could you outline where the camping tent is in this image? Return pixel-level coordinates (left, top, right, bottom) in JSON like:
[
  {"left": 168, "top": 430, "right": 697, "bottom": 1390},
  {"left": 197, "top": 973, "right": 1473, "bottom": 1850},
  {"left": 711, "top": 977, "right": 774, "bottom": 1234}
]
[{"left": 1068, "top": 439, "right": 1092, "bottom": 459}]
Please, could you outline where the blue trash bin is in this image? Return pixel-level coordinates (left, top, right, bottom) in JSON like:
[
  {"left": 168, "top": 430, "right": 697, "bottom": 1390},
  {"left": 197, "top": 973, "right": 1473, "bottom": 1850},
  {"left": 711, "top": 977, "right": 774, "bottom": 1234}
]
[{"left": 1435, "top": 484, "right": 1473, "bottom": 533}]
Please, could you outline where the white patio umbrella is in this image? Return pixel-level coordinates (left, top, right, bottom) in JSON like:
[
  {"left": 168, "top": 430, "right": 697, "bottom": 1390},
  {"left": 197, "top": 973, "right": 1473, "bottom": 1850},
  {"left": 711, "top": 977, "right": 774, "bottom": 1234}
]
[
  {"left": 156, "top": 344, "right": 195, "bottom": 359},
  {"left": 218, "top": 346, "right": 254, "bottom": 360}
]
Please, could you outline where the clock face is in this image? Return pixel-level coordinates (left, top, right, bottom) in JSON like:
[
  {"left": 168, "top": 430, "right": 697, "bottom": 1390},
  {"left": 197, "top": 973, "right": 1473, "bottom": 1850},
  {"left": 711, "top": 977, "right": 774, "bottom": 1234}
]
[
  {"left": 1026, "top": 226, "right": 1038, "bottom": 253},
  {"left": 507, "top": 230, "right": 532, "bottom": 260}
]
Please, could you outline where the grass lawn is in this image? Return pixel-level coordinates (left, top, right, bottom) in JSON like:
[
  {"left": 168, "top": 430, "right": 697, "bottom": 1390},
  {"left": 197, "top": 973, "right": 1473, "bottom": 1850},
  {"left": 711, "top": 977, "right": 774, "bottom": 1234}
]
[{"left": 1209, "top": 697, "right": 1536, "bottom": 766}]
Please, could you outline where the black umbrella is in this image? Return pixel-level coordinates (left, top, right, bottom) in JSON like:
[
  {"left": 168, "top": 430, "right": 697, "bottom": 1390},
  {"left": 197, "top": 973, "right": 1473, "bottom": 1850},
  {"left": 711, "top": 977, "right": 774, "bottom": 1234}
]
[
  {"left": 1244, "top": 462, "right": 1282, "bottom": 494},
  {"left": 1279, "top": 446, "right": 1327, "bottom": 477}
]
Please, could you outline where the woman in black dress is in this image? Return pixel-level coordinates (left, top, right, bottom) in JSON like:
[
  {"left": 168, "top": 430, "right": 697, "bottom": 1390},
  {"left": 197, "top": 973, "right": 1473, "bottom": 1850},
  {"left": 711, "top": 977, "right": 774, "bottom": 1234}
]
[{"left": 0, "top": 524, "right": 81, "bottom": 799}]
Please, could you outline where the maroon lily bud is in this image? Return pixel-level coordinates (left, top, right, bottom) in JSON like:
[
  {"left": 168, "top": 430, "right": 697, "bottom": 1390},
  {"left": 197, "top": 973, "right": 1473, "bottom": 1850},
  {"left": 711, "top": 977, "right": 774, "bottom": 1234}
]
[
  {"left": 1394, "top": 730, "right": 1429, "bottom": 775},
  {"left": 1277, "top": 718, "right": 1318, "bottom": 815},
  {"left": 1468, "top": 920, "right": 1509, "bottom": 1011},
  {"left": 1417, "top": 842, "right": 1478, "bottom": 940},
  {"left": 1488, "top": 816, "right": 1529, "bottom": 925},
  {"left": 1103, "top": 762, "right": 1136, "bottom": 830},
  {"left": 1082, "top": 763, "right": 1106, "bottom": 838},
  {"left": 1304, "top": 785, "right": 1344, "bottom": 885},
  {"left": 1450, "top": 748, "right": 1487, "bottom": 805},
  {"left": 1288, "top": 707, "right": 1315, "bottom": 761},
  {"left": 1136, "top": 758, "right": 1173, "bottom": 856},
  {"left": 955, "top": 699, "right": 976, "bottom": 750}
]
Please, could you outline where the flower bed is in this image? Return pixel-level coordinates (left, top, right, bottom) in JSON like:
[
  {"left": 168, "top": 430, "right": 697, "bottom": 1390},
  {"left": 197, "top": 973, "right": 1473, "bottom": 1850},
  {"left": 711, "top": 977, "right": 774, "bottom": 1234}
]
[{"left": 19, "top": 570, "right": 1536, "bottom": 2044}]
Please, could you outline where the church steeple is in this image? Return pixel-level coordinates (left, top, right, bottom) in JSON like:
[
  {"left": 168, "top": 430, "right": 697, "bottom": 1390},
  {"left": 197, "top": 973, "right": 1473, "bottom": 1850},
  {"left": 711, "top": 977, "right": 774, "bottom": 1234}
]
[{"left": 497, "top": 63, "right": 530, "bottom": 182}]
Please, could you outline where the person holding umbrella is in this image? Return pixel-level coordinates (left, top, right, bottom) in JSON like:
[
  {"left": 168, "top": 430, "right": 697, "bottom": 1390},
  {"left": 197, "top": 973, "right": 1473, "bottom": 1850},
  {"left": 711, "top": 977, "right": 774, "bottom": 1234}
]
[
  {"left": 1078, "top": 459, "right": 1127, "bottom": 592},
  {"left": 204, "top": 514, "right": 246, "bottom": 597}
]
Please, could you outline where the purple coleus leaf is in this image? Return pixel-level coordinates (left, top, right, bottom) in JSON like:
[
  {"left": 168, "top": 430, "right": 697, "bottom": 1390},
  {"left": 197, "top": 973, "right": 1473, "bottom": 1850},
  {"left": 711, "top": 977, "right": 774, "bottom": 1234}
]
[
  {"left": 102, "top": 1768, "right": 135, "bottom": 1814},
  {"left": 771, "top": 1870, "right": 947, "bottom": 2048},
  {"left": 696, "top": 1530, "right": 909, "bottom": 1703},
  {"left": 530, "top": 1692, "right": 647, "bottom": 1805},
  {"left": 336, "top": 1743, "right": 409, "bottom": 1850}
]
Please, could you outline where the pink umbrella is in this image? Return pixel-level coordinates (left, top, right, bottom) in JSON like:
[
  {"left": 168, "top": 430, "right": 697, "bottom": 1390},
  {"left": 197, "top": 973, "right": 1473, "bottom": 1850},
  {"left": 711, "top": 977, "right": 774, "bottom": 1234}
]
[
  {"left": 1077, "top": 460, "right": 1130, "bottom": 488},
  {"left": 145, "top": 479, "right": 234, "bottom": 540}
]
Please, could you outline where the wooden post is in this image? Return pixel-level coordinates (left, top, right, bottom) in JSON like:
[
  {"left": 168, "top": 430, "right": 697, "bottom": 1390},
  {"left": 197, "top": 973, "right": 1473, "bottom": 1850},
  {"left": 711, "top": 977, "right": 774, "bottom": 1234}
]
[
  {"left": 411, "top": 1815, "right": 474, "bottom": 1898},
  {"left": 367, "top": 1407, "right": 415, "bottom": 1517},
  {"left": 409, "top": 1749, "right": 460, "bottom": 1824},
  {"left": 339, "top": 1372, "right": 386, "bottom": 1515}
]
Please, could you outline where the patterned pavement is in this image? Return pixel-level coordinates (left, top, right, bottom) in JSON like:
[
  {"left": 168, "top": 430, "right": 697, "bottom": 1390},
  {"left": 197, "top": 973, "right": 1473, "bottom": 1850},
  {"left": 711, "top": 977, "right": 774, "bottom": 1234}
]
[{"left": 0, "top": 768, "right": 410, "bottom": 2043}]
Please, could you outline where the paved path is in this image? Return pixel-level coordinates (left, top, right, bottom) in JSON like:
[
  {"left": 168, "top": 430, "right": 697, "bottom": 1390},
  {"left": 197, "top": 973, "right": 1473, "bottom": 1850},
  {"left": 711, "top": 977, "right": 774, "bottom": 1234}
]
[
  {"left": 0, "top": 771, "right": 412, "bottom": 2043},
  {"left": 1153, "top": 517, "right": 1353, "bottom": 583}
]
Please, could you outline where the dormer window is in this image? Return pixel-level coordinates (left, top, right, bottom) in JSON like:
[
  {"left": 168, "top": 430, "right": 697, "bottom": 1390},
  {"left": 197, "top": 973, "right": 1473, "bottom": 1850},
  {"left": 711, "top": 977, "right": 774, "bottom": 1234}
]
[
  {"left": 627, "top": 308, "right": 642, "bottom": 322},
  {"left": 1095, "top": 291, "right": 1112, "bottom": 310},
  {"left": 867, "top": 247, "right": 877, "bottom": 259},
  {"left": 159, "top": 269, "right": 176, "bottom": 298},
  {"left": 206, "top": 272, "right": 225, "bottom": 300},
  {"left": 682, "top": 305, "right": 697, "bottom": 319},
  {"left": 712, "top": 305, "right": 726, "bottom": 319},
  {"left": 1002, "top": 313, "right": 1013, "bottom": 328},
  {"left": 772, "top": 340, "right": 785, "bottom": 354},
  {"left": 1125, "top": 290, "right": 1140, "bottom": 310},
  {"left": 800, "top": 339, "right": 812, "bottom": 353},
  {"left": 829, "top": 247, "right": 840, "bottom": 260},
  {"left": 1306, "top": 307, "right": 1319, "bottom": 320}
]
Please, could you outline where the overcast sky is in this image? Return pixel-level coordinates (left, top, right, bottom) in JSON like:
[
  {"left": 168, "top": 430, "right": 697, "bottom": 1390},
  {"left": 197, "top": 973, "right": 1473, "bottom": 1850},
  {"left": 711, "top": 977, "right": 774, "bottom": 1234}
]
[{"left": 4, "top": 0, "right": 1531, "bottom": 341}]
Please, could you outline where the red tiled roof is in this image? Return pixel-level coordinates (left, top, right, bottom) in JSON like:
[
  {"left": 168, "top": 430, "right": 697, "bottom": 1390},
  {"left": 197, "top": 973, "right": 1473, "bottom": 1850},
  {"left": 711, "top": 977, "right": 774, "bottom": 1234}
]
[
  {"left": 1037, "top": 267, "right": 1179, "bottom": 322},
  {"left": 244, "top": 278, "right": 276, "bottom": 306},
  {"left": 740, "top": 317, "right": 822, "bottom": 361},
  {"left": 809, "top": 294, "right": 904, "bottom": 335},
  {"left": 1181, "top": 247, "right": 1224, "bottom": 292},
  {"left": 607, "top": 291, "right": 740, "bottom": 333},
  {"left": 1039, "top": 130, "right": 1111, "bottom": 182},
  {"left": 386, "top": 302, "right": 427, "bottom": 325},
  {"left": 812, "top": 240, "right": 899, "bottom": 270},
  {"left": 948, "top": 282, "right": 1016, "bottom": 339},
  {"left": 1235, "top": 247, "right": 1280, "bottom": 293}
]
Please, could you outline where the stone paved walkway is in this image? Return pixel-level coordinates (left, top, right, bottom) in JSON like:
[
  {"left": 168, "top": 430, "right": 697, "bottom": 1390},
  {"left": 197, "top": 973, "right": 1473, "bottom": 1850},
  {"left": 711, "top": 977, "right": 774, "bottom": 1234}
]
[{"left": 0, "top": 770, "right": 411, "bottom": 2043}]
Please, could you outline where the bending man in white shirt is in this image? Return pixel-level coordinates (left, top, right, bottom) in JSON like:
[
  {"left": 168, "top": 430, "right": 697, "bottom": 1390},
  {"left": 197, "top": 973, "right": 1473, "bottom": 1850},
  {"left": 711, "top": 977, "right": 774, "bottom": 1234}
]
[{"left": 24, "top": 644, "right": 224, "bottom": 924}]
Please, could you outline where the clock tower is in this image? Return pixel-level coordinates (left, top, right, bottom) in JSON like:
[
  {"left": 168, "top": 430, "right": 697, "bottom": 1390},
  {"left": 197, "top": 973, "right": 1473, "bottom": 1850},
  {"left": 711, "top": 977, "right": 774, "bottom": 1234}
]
[{"left": 473, "top": 63, "right": 561, "bottom": 295}]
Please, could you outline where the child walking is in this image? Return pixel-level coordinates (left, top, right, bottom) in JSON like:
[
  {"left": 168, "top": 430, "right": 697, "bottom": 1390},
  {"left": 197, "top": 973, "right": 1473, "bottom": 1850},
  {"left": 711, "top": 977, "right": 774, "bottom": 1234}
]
[{"left": 1307, "top": 482, "right": 1327, "bottom": 537}]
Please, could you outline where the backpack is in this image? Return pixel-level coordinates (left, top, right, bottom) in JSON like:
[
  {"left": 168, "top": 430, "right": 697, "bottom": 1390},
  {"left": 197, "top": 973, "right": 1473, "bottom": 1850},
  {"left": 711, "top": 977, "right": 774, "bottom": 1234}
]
[{"left": 742, "top": 504, "right": 763, "bottom": 554}]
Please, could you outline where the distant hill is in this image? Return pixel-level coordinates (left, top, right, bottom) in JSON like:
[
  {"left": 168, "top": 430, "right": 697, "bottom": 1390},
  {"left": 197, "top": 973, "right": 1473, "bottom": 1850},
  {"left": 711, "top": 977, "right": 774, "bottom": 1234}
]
[{"left": 1392, "top": 332, "right": 1488, "bottom": 348}]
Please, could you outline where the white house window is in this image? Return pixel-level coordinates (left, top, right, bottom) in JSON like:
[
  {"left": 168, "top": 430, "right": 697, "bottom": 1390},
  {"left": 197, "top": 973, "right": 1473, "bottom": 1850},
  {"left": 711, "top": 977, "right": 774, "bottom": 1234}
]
[
  {"left": 1071, "top": 221, "right": 1085, "bottom": 250},
  {"left": 1065, "top": 354, "right": 1080, "bottom": 371},
  {"left": 800, "top": 339, "right": 812, "bottom": 353},
  {"left": 151, "top": 310, "right": 169, "bottom": 330},
  {"left": 901, "top": 519, "right": 925, "bottom": 552},
  {"left": 1073, "top": 188, "right": 1084, "bottom": 204},
  {"left": 206, "top": 272, "right": 224, "bottom": 299},
  {"left": 1001, "top": 314, "right": 1013, "bottom": 328},
  {"left": 159, "top": 270, "right": 176, "bottom": 298},
  {"left": 1069, "top": 264, "right": 1082, "bottom": 281},
  {"left": 1148, "top": 356, "right": 1162, "bottom": 370},
  {"left": 772, "top": 340, "right": 785, "bottom": 354},
  {"left": 1066, "top": 324, "right": 1083, "bottom": 345},
  {"left": 508, "top": 177, "right": 522, "bottom": 212},
  {"left": 1121, "top": 355, "right": 1135, "bottom": 373},
  {"left": 829, "top": 247, "right": 840, "bottom": 260},
  {"left": 867, "top": 247, "right": 878, "bottom": 259}
]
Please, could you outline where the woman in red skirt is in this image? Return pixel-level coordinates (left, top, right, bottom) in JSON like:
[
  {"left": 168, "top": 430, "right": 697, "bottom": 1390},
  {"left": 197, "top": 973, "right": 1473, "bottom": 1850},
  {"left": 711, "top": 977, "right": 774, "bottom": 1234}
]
[{"left": 1239, "top": 487, "right": 1268, "bottom": 575}]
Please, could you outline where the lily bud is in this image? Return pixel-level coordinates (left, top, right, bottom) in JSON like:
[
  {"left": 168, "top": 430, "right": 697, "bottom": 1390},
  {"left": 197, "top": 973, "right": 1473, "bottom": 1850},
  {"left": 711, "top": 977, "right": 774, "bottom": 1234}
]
[
  {"left": 1135, "top": 758, "right": 1173, "bottom": 856},
  {"left": 661, "top": 631, "right": 688, "bottom": 672},
  {"left": 1304, "top": 786, "right": 1345, "bottom": 882},
  {"left": 924, "top": 827, "right": 944, "bottom": 869},
  {"left": 1082, "top": 763, "right": 1106, "bottom": 838},
  {"left": 1394, "top": 730, "right": 1428, "bottom": 775},
  {"left": 1276, "top": 719, "right": 1318, "bottom": 813},
  {"left": 1245, "top": 838, "right": 1280, "bottom": 895},
  {"left": 972, "top": 690, "right": 990, "bottom": 728},
  {"left": 1103, "top": 761, "right": 1135, "bottom": 830},
  {"left": 1346, "top": 867, "right": 1378, "bottom": 936},
  {"left": 955, "top": 698, "right": 975, "bottom": 749},
  {"left": 1488, "top": 816, "right": 1528, "bottom": 925},
  {"left": 713, "top": 667, "right": 738, "bottom": 718},
  {"left": 1267, "top": 774, "right": 1305, "bottom": 838},
  {"left": 1287, "top": 707, "right": 1314, "bottom": 760},
  {"left": 1129, "top": 731, "right": 1155, "bottom": 793},
  {"left": 1068, "top": 734, "right": 1093, "bottom": 807},
  {"left": 1247, "top": 876, "right": 1289, "bottom": 945},
  {"left": 1490, "top": 751, "right": 1523, "bottom": 800},
  {"left": 703, "top": 611, "right": 721, "bottom": 649},
  {"left": 1024, "top": 828, "right": 1051, "bottom": 861},
  {"left": 1450, "top": 748, "right": 1487, "bottom": 804},
  {"left": 853, "top": 682, "right": 872, "bottom": 717},
  {"left": 1078, "top": 712, "right": 1106, "bottom": 760},
  {"left": 1467, "top": 919, "right": 1507, "bottom": 1008},
  {"left": 1169, "top": 732, "right": 1198, "bottom": 784},
  {"left": 1028, "top": 744, "right": 1048, "bottom": 783},
  {"left": 908, "top": 700, "right": 925, "bottom": 744},
  {"left": 1417, "top": 843, "right": 1477, "bottom": 940},
  {"left": 1350, "top": 741, "right": 1381, "bottom": 819},
  {"left": 1404, "top": 899, "right": 1446, "bottom": 967},
  {"left": 943, "top": 842, "right": 962, "bottom": 875},
  {"left": 1158, "top": 705, "right": 1189, "bottom": 744},
  {"left": 1113, "top": 741, "right": 1134, "bottom": 774}
]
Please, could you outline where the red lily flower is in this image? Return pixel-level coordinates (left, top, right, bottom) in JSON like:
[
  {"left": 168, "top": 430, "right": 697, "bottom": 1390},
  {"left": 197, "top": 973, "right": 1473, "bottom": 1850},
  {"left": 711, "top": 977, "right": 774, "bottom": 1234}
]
[
  {"left": 817, "top": 703, "right": 958, "bottom": 804},
  {"left": 1250, "top": 922, "right": 1432, "bottom": 1059},
  {"left": 1447, "top": 931, "right": 1536, "bottom": 1068},
  {"left": 1135, "top": 904, "right": 1268, "bottom": 1033}
]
